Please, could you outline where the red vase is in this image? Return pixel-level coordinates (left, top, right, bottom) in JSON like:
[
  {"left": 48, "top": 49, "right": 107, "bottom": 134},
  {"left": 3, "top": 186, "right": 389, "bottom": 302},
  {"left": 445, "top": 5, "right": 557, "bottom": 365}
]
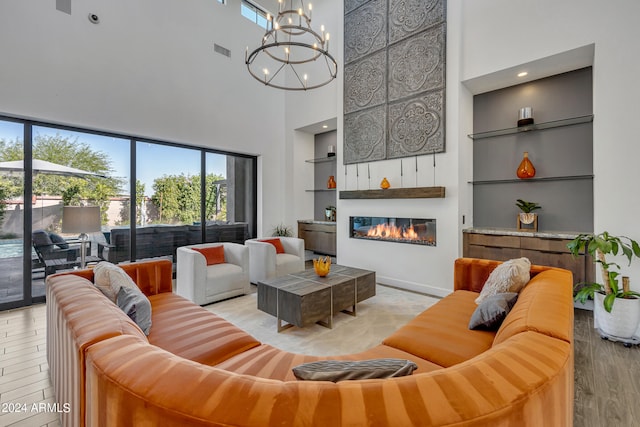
[{"left": 516, "top": 151, "right": 536, "bottom": 179}]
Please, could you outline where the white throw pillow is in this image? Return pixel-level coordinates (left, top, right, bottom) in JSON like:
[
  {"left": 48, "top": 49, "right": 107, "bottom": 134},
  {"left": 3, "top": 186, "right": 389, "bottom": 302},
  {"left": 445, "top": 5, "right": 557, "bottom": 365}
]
[
  {"left": 475, "top": 257, "right": 531, "bottom": 305},
  {"left": 93, "top": 261, "right": 138, "bottom": 303}
]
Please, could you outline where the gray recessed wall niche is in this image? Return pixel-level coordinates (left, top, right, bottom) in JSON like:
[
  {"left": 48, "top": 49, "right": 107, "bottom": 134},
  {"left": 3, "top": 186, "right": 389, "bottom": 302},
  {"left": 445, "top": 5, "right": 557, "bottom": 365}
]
[
  {"left": 343, "top": 0, "right": 447, "bottom": 165},
  {"left": 471, "top": 67, "right": 594, "bottom": 232}
]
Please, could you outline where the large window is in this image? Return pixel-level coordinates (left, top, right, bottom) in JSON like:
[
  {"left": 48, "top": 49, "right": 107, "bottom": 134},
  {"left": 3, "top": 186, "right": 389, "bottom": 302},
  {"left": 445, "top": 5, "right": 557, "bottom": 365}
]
[
  {"left": 0, "top": 119, "right": 25, "bottom": 306},
  {"left": 0, "top": 115, "right": 257, "bottom": 310},
  {"left": 241, "top": 0, "right": 269, "bottom": 29}
]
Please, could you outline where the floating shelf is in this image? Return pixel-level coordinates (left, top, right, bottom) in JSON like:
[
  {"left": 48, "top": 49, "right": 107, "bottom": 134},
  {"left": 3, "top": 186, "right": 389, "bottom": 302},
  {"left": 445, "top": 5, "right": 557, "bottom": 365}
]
[
  {"left": 305, "top": 156, "right": 336, "bottom": 164},
  {"left": 305, "top": 188, "right": 336, "bottom": 192},
  {"left": 468, "top": 175, "right": 593, "bottom": 185},
  {"left": 468, "top": 115, "right": 593, "bottom": 140},
  {"left": 339, "top": 186, "right": 445, "bottom": 199}
]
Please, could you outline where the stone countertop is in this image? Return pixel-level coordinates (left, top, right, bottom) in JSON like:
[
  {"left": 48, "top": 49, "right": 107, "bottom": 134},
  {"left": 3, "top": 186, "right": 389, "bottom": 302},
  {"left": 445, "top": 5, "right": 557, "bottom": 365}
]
[
  {"left": 297, "top": 219, "right": 337, "bottom": 226},
  {"left": 463, "top": 227, "right": 584, "bottom": 240}
]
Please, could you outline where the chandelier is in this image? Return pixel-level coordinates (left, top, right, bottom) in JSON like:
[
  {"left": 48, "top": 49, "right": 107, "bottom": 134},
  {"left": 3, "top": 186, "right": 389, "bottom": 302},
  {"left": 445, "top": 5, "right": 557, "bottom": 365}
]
[{"left": 245, "top": 0, "right": 337, "bottom": 91}]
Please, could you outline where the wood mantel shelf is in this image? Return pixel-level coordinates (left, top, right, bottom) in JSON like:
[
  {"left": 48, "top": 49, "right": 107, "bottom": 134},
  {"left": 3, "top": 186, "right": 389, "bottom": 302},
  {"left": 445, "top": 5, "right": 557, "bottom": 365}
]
[{"left": 339, "top": 186, "right": 445, "bottom": 199}]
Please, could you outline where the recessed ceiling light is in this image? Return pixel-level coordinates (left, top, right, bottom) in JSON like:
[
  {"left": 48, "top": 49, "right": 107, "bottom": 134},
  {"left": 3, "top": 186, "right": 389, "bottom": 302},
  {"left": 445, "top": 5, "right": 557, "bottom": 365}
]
[
  {"left": 322, "top": 125, "right": 328, "bottom": 129},
  {"left": 517, "top": 71, "right": 528, "bottom": 77}
]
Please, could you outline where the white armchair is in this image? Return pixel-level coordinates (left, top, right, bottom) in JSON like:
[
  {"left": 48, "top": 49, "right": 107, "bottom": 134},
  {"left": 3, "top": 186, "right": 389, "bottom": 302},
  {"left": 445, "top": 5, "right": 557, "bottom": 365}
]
[
  {"left": 245, "top": 237, "right": 305, "bottom": 284},
  {"left": 176, "top": 242, "right": 250, "bottom": 305}
]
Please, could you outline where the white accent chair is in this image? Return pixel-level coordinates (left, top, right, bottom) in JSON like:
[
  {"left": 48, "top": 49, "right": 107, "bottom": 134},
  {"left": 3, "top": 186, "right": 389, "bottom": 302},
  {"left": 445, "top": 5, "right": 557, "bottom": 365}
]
[
  {"left": 245, "top": 237, "right": 305, "bottom": 284},
  {"left": 176, "top": 243, "right": 250, "bottom": 305}
]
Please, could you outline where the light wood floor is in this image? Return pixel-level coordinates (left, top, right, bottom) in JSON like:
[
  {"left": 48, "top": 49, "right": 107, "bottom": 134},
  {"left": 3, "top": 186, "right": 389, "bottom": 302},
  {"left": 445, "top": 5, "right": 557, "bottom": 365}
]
[{"left": 0, "top": 304, "right": 638, "bottom": 426}]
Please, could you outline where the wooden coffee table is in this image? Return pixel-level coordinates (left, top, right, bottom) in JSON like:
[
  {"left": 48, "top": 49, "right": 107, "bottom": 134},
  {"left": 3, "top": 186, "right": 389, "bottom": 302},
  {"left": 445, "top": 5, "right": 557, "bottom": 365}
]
[{"left": 257, "top": 265, "right": 376, "bottom": 332}]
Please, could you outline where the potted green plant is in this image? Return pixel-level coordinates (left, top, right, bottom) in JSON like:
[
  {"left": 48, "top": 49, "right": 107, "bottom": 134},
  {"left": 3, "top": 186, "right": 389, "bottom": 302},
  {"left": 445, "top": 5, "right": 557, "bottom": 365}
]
[
  {"left": 271, "top": 223, "right": 293, "bottom": 237},
  {"left": 568, "top": 232, "right": 640, "bottom": 340},
  {"left": 515, "top": 199, "right": 541, "bottom": 227}
]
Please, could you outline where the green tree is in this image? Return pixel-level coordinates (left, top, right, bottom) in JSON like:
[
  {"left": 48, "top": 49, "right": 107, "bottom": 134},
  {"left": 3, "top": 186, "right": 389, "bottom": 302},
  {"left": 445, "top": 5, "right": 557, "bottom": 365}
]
[
  {"left": 149, "top": 173, "right": 226, "bottom": 224},
  {"left": 0, "top": 133, "right": 126, "bottom": 224}
]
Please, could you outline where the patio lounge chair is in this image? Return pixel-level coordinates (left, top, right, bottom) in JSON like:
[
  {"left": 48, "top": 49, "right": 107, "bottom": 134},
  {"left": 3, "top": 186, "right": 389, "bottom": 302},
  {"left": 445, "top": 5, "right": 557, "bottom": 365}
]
[{"left": 32, "top": 230, "right": 81, "bottom": 276}]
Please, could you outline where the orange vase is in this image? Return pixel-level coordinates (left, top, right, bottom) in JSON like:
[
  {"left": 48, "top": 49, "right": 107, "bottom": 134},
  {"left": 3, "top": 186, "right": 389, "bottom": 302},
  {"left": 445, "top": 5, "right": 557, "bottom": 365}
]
[
  {"left": 380, "top": 177, "right": 390, "bottom": 189},
  {"left": 327, "top": 175, "right": 336, "bottom": 189},
  {"left": 516, "top": 152, "right": 536, "bottom": 179}
]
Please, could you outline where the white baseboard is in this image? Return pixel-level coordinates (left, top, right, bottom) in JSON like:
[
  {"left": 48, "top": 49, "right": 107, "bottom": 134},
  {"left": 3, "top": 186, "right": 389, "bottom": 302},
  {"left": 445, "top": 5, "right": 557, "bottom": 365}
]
[{"left": 376, "top": 275, "right": 451, "bottom": 298}]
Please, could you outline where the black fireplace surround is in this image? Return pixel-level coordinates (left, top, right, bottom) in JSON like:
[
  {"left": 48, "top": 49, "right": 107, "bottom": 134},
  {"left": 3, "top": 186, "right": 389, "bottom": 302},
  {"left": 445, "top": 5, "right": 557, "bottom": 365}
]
[{"left": 350, "top": 217, "right": 436, "bottom": 246}]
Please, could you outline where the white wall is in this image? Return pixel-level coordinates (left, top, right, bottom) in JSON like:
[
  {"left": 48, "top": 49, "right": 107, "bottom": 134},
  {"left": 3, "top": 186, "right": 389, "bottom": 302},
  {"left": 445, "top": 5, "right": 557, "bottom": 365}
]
[
  {"left": 0, "top": 0, "right": 286, "bottom": 235},
  {"left": 4, "top": 0, "right": 640, "bottom": 298},
  {"left": 460, "top": 0, "right": 640, "bottom": 290},
  {"left": 283, "top": 1, "right": 465, "bottom": 297}
]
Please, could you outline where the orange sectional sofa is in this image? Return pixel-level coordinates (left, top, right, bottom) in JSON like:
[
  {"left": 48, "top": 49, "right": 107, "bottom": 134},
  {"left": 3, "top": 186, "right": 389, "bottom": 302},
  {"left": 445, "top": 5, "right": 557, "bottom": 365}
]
[{"left": 46, "top": 258, "right": 574, "bottom": 426}]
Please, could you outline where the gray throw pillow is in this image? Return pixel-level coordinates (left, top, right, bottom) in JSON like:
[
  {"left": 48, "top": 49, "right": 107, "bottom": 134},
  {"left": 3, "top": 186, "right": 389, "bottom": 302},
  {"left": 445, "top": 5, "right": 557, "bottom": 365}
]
[
  {"left": 48, "top": 232, "right": 69, "bottom": 249},
  {"left": 469, "top": 292, "right": 519, "bottom": 330},
  {"left": 292, "top": 358, "right": 418, "bottom": 382},
  {"left": 116, "top": 286, "right": 152, "bottom": 335}
]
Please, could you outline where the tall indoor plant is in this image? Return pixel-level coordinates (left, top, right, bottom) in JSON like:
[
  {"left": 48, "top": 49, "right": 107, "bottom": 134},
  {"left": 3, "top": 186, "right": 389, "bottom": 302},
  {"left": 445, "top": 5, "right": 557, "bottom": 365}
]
[{"left": 568, "top": 231, "right": 640, "bottom": 339}]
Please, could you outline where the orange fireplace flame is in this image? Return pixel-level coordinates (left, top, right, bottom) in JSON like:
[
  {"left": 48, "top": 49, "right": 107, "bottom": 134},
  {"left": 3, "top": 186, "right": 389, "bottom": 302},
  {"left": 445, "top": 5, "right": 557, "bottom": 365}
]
[{"left": 366, "top": 223, "right": 420, "bottom": 240}]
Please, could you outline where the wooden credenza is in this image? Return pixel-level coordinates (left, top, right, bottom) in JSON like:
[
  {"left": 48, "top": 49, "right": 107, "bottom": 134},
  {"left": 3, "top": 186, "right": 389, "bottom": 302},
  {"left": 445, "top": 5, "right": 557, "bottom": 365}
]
[
  {"left": 463, "top": 228, "right": 594, "bottom": 285},
  {"left": 298, "top": 220, "right": 336, "bottom": 256}
]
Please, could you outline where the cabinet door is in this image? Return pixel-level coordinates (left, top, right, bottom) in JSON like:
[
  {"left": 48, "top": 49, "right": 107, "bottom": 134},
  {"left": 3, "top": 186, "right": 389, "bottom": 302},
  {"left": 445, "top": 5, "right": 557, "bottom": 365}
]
[
  {"left": 465, "top": 245, "right": 521, "bottom": 261},
  {"left": 521, "top": 249, "right": 587, "bottom": 284},
  {"left": 310, "top": 230, "right": 336, "bottom": 256},
  {"left": 467, "top": 233, "right": 520, "bottom": 249}
]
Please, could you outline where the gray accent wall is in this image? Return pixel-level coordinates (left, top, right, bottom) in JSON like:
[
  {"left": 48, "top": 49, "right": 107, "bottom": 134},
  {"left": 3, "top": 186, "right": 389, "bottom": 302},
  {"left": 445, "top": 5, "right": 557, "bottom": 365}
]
[
  {"left": 314, "top": 131, "right": 338, "bottom": 221},
  {"left": 472, "top": 67, "right": 594, "bottom": 232}
]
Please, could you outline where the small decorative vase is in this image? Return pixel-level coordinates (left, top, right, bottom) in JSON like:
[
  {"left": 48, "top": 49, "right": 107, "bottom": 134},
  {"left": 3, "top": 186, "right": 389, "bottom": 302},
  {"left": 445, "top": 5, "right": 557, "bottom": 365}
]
[
  {"left": 327, "top": 175, "right": 336, "bottom": 189},
  {"left": 313, "top": 256, "right": 331, "bottom": 277},
  {"left": 516, "top": 152, "right": 536, "bottom": 179},
  {"left": 380, "top": 177, "right": 390, "bottom": 189},
  {"left": 594, "top": 292, "right": 640, "bottom": 339}
]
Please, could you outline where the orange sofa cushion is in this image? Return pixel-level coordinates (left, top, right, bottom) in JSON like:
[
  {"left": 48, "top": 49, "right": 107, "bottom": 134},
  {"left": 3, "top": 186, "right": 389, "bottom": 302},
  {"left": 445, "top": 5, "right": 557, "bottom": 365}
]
[
  {"left": 494, "top": 268, "right": 574, "bottom": 346},
  {"left": 192, "top": 245, "right": 226, "bottom": 265},
  {"left": 382, "top": 290, "right": 496, "bottom": 367},
  {"left": 259, "top": 238, "right": 285, "bottom": 254},
  {"left": 147, "top": 293, "right": 260, "bottom": 366}
]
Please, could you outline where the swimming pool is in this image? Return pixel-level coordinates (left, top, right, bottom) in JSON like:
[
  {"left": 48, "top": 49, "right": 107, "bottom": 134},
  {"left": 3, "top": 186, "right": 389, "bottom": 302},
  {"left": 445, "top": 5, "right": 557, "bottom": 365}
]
[{"left": 0, "top": 239, "right": 36, "bottom": 259}]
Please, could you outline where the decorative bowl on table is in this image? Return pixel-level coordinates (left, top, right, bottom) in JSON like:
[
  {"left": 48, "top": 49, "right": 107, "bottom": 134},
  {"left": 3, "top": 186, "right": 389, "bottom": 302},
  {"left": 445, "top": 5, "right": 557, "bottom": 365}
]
[{"left": 313, "top": 256, "right": 331, "bottom": 277}]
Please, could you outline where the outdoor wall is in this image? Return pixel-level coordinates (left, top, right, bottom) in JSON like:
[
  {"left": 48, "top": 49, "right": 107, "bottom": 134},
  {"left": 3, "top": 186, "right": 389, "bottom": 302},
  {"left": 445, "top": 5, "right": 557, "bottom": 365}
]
[{"left": 0, "top": 0, "right": 285, "bottom": 236}]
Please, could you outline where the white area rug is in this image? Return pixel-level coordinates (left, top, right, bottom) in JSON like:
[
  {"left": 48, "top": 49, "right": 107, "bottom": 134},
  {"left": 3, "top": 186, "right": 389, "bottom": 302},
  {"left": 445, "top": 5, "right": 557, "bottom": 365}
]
[{"left": 204, "top": 285, "right": 438, "bottom": 356}]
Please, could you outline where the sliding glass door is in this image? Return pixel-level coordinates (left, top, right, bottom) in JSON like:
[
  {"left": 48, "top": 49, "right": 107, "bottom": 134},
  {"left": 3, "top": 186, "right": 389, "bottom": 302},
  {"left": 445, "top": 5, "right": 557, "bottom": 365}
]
[
  {"left": 0, "top": 114, "right": 257, "bottom": 311},
  {"left": 0, "top": 119, "right": 26, "bottom": 308}
]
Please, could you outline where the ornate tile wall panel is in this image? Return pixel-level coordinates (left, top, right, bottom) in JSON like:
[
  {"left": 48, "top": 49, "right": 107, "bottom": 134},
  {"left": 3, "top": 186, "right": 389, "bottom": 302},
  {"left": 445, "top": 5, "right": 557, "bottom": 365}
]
[
  {"left": 344, "top": 0, "right": 387, "bottom": 64},
  {"left": 388, "top": 25, "right": 445, "bottom": 103},
  {"left": 344, "top": 106, "right": 387, "bottom": 164},
  {"left": 344, "top": 50, "right": 387, "bottom": 114},
  {"left": 345, "top": 0, "right": 371, "bottom": 15},
  {"left": 344, "top": 0, "right": 447, "bottom": 164},
  {"left": 387, "top": 89, "right": 444, "bottom": 159},
  {"left": 389, "top": 0, "right": 445, "bottom": 44}
]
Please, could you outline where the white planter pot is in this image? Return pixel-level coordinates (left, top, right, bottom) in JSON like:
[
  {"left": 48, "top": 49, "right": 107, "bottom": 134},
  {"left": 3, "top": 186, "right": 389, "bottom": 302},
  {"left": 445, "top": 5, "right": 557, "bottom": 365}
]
[{"left": 594, "top": 293, "right": 640, "bottom": 339}]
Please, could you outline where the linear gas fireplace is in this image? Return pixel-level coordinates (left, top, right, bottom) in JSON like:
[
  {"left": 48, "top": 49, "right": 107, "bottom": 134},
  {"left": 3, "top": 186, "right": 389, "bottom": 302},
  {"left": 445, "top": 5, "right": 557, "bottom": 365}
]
[{"left": 350, "top": 217, "right": 436, "bottom": 246}]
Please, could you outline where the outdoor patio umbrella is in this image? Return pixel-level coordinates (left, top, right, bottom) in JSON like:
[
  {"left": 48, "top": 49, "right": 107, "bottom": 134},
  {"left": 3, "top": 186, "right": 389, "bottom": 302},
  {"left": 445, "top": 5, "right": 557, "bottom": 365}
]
[
  {"left": 0, "top": 158, "right": 107, "bottom": 228},
  {"left": 0, "top": 159, "right": 106, "bottom": 178}
]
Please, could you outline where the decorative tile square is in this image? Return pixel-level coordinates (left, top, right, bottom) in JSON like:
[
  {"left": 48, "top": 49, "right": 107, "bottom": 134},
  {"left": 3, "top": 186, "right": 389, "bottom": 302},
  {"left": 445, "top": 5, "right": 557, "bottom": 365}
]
[
  {"left": 387, "top": 89, "right": 445, "bottom": 159},
  {"left": 344, "top": 106, "right": 387, "bottom": 164},
  {"left": 345, "top": 0, "right": 372, "bottom": 15},
  {"left": 388, "top": 24, "right": 445, "bottom": 102},
  {"left": 389, "top": 0, "right": 445, "bottom": 44},
  {"left": 344, "top": 50, "right": 387, "bottom": 114},
  {"left": 344, "top": 0, "right": 387, "bottom": 64}
]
